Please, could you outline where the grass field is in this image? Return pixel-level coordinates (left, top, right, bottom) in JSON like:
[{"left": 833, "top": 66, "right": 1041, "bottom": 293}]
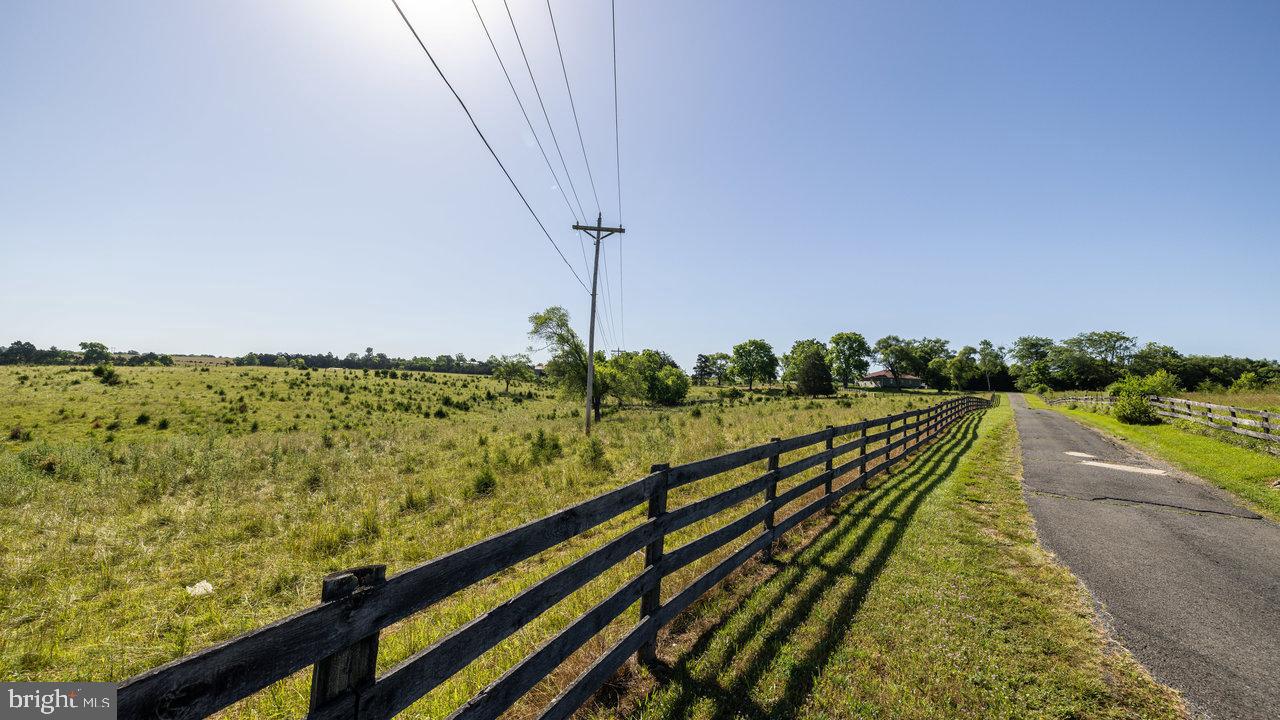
[
  {"left": 0, "top": 364, "right": 960, "bottom": 717},
  {"left": 581, "top": 401, "right": 1184, "bottom": 720},
  {"left": 1046, "top": 403, "right": 1280, "bottom": 521}
]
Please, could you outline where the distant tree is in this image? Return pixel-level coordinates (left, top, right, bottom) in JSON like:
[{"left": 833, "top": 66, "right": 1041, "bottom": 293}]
[
  {"left": 1010, "top": 336, "right": 1055, "bottom": 367},
  {"left": 977, "top": 340, "right": 1007, "bottom": 392},
  {"left": 79, "top": 341, "right": 111, "bottom": 365},
  {"left": 928, "top": 357, "right": 953, "bottom": 390},
  {"left": 529, "top": 306, "right": 605, "bottom": 420},
  {"left": 794, "top": 345, "right": 835, "bottom": 396},
  {"left": 692, "top": 354, "right": 715, "bottom": 386},
  {"left": 730, "top": 339, "right": 779, "bottom": 390},
  {"left": 1130, "top": 342, "right": 1182, "bottom": 377},
  {"left": 492, "top": 354, "right": 535, "bottom": 393},
  {"left": 706, "top": 352, "right": 732, "bottom": 386},
  {"left": 290, "top": 357, "right": 307, "bottom": 370},
  {"left": 947, "top": 346, "right": 980, "bottom": 390},
  {"left": 827, "top": 332, "right": 871, "bottom": 388},
  {"left": 873, "top": 336, "right": 913, "bottom": 388},
  {"left": 157, "top": 354, "right": 175, "bottom": 366},
  {"left": 781, "top": 339, "right": 826, "bottom": 384}
]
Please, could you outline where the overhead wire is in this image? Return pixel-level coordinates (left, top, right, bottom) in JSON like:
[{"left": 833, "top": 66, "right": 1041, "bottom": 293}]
[
  {"left": 501, "top": 0, "right": 588, "bottom": 223},
  {"left": 546, "top": 0, "right": 602, "bottom": 216},
  {"left": 389, "top": 0, "right": 589, "bottom": 293},
  {"left": 471, "top": 0, "right": 577, "bottom": 226},
  {"left": 611, "top": 0, "right": 624, "bottom": 349}
]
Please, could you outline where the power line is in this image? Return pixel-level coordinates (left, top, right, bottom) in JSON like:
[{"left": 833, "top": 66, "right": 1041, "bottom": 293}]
[
  {"left": 600, "top": 244, "right": 620, "bottom": 352},
  {"left": 389, "top": 0, "right": 589, "bottom": 293},
  {"left": 546, "top": 0, "right": 601, "bottom": 216},
  {"left": 471, "top": 0, "right": 578, "bottom": 226},
  {"left": 612, "top": 0, "right": 624, "bottom": 349},
  {"left": 501, "top": 0, "right": 588, "bottom": 223}
]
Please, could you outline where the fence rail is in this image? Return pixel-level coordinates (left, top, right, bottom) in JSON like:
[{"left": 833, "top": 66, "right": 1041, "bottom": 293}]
[
  {"left": 118, "top": 395, "right": 992, "bottom": 720},
  {"left": 1149, "top": 396, "right": 1278, "bottom": 442},
  {"left": 1043, "top": 394, "right": 1277, "bottom": 444}
]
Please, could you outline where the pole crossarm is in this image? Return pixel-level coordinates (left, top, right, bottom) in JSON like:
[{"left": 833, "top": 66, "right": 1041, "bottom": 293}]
[{"left": 572, "top": 224, "right": 625, "bottom": 236}]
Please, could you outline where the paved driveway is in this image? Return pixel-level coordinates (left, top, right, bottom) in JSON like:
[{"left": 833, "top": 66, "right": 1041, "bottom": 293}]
[{"left": 1010, "top": 394, "right": 1280, "bottom": 719}]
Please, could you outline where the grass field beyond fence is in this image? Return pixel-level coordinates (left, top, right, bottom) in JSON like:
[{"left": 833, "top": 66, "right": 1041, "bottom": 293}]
[{"left": 0, "top": 365, "right": 961, "bottom": 717}]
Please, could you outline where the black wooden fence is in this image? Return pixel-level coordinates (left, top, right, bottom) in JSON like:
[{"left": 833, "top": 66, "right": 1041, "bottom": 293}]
[{"left": 118, "top": 395, "right": 991, "bottom": 720}]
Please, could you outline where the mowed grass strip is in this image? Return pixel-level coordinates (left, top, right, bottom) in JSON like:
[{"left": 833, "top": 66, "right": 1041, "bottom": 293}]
[
  {"left": 1048, "top": 404, "right": 1280, "bottom": 521},
  {"left": 598, "top": 403, "right": 1184, "bottom": 719}
]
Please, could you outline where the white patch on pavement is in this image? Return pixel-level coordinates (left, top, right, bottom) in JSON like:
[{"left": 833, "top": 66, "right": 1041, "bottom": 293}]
[
  {"left": 1064, "top": 451, "right": 1096, "bottom": 458},
  {"left": 1079, "top": 460, "right": 1167, "bottom": 476}
]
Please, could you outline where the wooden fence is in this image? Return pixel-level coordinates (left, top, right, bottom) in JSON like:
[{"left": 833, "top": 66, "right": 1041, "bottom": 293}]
[
  {"left": 1043, "top": 394, "right": 1277, "bottom": 444},
  {"left": 1149, "top": 396, "right": 1278, "bottom": 443},
  {"left": 118, "top": 395, "right": 992, "bottom": 720}
]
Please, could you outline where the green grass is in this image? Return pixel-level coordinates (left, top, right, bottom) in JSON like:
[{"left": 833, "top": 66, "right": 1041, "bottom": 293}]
[
  {"left": 596, "top": 402, "right": 1183, "bottom": 719},
  {"left": 1050, "top": 405, "right": 1280, "bottom": 520},
  {"left": 0, "top": 364, "right": 964, "bottom": 717}
]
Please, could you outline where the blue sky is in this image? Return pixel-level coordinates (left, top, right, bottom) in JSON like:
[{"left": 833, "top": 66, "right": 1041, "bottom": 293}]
[{"left": 2, "top": 1, "right": 1277, "bottom": 368}]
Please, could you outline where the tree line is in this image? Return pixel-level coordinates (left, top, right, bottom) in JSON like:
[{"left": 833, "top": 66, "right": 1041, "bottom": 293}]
[
  {"left": 232, "top": 348, "right": 495, "bottom": 374},
  {"left": 691, "top": 334, "right": 1010, "bottom": 393},
  {"left": 1008, "top": 331, "right": 1280, "bottom": 393},
  {"left": 1, "top": 340, "right": 174, "bottom": 367}
]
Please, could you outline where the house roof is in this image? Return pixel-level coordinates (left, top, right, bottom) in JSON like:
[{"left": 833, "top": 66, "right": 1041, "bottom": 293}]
[{"left": 863, "top": 369, "right": 922, "bottom": 380}]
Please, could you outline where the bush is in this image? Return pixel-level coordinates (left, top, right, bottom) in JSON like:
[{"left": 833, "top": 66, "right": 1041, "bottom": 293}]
[
  {"left": 1231, "top": 371, "right": 1266, "bottom": 393},
  {"left": 794, "top": 347, "right": 835, "bottom": 396},
  {"left": 1113, "top": 394, "right": 1158, "bottom": 424},
  {"left": 718, "top": 387, "right": 744, "bottom": 400},
  {"left": 650, "top": 366, "right": 691, "bottom": 406},
  {"left": 93, "top": 364, "right": 121, "bottom": 386},
  {"left": 529, "top": 429, "right": 563, "bottom": 465},
  {"left": 136, "top": 413, "right": 151, "bottom": 425},
  {"left": 1109, "top": 370, "right": 1179, "bottom": 398},
  {"left": 579, "top": 436, "right": 610, "bottom": 471},
  {"left": 471, "top": 467, "right": 497, "bottom": 496}
]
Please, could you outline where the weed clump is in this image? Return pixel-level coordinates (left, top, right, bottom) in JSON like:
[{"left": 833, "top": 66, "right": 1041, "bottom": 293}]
[
  {"left": 529, "top": 429, "right": 563, "bottom": 465},
  {"left": 580, "top": 436, "right": 611, "bottom": 471},
  {"left": 471, "top": 467, "right": 498, "bottom": 496}
]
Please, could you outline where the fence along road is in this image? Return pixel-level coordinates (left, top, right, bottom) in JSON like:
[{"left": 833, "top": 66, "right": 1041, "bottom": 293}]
[
  {"left": 118, "top": 395, "right": 991, "bottom": 720},
  {"left": 1044, "top": 394, "right": 1278, "bottom": 444}
]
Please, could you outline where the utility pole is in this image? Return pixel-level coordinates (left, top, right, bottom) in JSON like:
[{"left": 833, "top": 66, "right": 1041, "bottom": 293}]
[{"left": 573, "top": 212, "right": 624, "bottom": 434}]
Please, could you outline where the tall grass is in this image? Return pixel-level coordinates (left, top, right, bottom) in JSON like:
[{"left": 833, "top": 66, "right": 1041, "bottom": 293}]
[{"left": 0, "top": 365, "right": 957, "bottom": 717}]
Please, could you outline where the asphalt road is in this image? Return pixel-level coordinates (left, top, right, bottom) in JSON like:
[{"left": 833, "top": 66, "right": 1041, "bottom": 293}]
[{"left": 1010, "top": 394, "right": 1280, "bottom": 719}]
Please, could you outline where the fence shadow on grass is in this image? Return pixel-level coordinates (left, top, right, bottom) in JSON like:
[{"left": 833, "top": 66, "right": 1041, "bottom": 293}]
[{"left": 629, "top": 412, "right": 984, "bottom": 720}]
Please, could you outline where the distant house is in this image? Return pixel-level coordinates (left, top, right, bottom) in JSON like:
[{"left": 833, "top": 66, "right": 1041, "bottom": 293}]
[{"left": 857, "top": 369, "right": 924, "bottom": 389}]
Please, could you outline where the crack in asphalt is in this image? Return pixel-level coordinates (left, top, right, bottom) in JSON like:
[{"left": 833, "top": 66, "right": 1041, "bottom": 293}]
[{"left": 1025, "top": 488, "right": 1263, "bottom": 519}]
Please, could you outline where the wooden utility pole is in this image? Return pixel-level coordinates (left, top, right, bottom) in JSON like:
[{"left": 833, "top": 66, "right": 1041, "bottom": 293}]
[{"left": 573, "top": 213, "right": 624, "bottom": 434}]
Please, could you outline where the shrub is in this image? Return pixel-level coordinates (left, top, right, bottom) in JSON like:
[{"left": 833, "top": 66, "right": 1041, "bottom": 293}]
[
  {"left": 718, "top": 387, "right": 744, "bottom": 400},
  {"left": 1113, "top": 394, "right": 1158, "bottom": 424},
  {"left": 579, "top": 436, "right": 610, "bottom": 471},
  {"left": 1231, "top": 371, "right": 1266, "bottom": 393},
  {"left": 471, "top": 467, "right": 497, "bottom": 496},
  {"left": 136, "top": 413, "right": 151, "bottom": 425},
  {"left": 93, "top": 364, "right": 121, "bottom": 386},
  {"left": 156, "top": 418, "right": 170, "bottom": 430},
  {"left": 689, "top": 406, "right": 702, "bottom": 418},
  {"left": 529, "top": 429, "right": 563, "bottom": 465}
]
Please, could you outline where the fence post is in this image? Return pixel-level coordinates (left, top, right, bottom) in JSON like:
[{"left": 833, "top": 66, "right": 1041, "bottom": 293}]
[
  {"left": 763, "top": 438, "right": 781, "bottom": 561},
  {"left": 637, "top": 463, "right": 670, "bottom": 665},
  {"left": 309, "top": 564, "right": 387, "bottom": 717},
  {"left": 823, "top": 425, "right": 835, "bottom": 509},
  {"left": 857, "top": 421, "right": 868, "bottom": 489},
  {"left": 1229, "top": 408, "right": 1237, "bottom": 429}
]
